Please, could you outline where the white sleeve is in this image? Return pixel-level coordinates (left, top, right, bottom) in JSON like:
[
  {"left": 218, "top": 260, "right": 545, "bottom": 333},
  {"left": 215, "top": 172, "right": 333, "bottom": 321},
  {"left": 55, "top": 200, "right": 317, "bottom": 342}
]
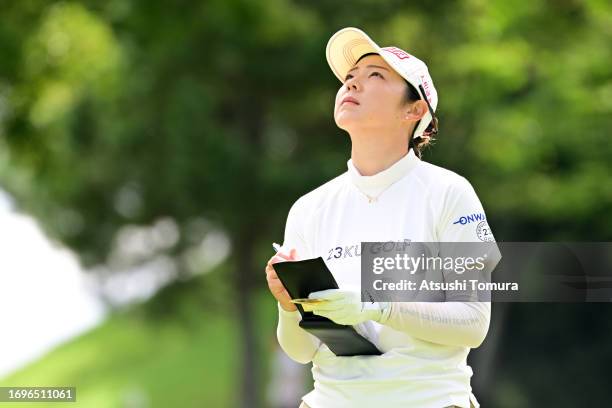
[
  {"left": 379, "top": 177, "right": 496, "bottom": 348},
  {"left": 276, "top": 200, "right": 321, "bottom": 364},
  {"left": 436, "top": 176, "right": 495, "bottom": 244},
  {"left": 379, "top": 301, "right": 491, "bottom": 348},
  {"left": 276, "top": 303, "right": 321, "bottom": 364}
]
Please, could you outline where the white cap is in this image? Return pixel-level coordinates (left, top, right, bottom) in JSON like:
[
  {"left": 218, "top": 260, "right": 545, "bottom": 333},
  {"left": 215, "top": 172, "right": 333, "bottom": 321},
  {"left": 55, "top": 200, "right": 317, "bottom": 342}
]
[{"left": 326, "top": 27, "right": 438, "bottom": 139}]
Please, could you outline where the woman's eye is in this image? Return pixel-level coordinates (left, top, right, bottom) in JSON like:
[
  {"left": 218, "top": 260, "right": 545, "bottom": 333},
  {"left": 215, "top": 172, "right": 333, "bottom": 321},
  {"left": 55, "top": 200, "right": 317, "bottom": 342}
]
[
  {"left": 370, "top": 72, "right": 383, "bottom": 78},
  {"left": 345, "top": 74, "right": 353, "bottom": 80}
]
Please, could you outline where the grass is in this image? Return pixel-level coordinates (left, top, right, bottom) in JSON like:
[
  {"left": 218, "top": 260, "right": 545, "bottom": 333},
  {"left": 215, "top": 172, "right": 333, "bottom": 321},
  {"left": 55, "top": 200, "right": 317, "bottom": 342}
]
[{"left": 0, "top": 280, "right": 281, "bottom": 408}]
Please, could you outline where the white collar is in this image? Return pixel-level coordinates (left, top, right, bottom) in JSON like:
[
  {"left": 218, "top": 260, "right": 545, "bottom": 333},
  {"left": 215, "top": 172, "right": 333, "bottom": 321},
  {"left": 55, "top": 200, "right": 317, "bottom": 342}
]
[{"left": 347, "top": 149, "right": 420, "bottom": 199}]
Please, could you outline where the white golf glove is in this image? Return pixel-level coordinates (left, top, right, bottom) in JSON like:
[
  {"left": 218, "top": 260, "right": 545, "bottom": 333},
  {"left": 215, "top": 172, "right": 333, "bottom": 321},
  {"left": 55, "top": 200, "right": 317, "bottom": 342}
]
[{"left": 308, "top": 289, "right": 387, "bottom": 325}]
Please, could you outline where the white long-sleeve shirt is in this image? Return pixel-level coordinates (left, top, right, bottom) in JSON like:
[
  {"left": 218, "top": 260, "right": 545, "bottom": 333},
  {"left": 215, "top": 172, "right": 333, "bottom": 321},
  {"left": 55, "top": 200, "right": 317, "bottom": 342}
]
[{"left": 276, "top": 149, "right": 498, "bottom": 408}]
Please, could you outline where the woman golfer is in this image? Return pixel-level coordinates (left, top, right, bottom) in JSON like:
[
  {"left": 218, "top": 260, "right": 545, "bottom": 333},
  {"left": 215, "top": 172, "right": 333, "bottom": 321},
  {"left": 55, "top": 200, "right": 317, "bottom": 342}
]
[{"left": 265, "top": 27, "right": 496, "bottom": 408}]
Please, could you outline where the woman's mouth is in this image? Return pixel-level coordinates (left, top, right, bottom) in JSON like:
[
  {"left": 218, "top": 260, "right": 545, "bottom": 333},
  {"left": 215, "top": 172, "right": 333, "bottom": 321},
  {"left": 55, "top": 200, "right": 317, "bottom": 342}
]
[{"left": 341, "top": 96, "right": 360, "bottom": 106}]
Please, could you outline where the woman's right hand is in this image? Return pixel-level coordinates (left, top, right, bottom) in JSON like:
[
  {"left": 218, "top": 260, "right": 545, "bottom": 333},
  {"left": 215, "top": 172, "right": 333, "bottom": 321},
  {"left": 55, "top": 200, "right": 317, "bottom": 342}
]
[{"left": 266, "top": 248, "right": 298, "bottom": 312}]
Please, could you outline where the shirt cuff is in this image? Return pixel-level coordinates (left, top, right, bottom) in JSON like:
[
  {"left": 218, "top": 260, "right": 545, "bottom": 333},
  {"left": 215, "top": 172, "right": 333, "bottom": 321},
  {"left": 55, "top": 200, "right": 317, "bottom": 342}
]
[{"left": 277, "top": 301, "right": 302, "bottom": 320}]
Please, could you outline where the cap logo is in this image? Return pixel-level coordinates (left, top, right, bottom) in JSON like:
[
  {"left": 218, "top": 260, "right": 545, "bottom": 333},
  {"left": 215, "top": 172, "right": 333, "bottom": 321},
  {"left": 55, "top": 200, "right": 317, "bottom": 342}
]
[
  {"left": 420, "top": 74, "right": 432, "bottom": 103},
  {"left": 382, "top": 46, "right": 411, "bottom": 60}
]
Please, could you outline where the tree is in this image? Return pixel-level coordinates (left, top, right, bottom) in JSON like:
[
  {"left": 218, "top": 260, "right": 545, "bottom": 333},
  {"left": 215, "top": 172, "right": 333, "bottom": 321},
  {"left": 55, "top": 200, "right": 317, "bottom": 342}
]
[{"left": 1, "top": 0, "right": 611, "bottom": 406}]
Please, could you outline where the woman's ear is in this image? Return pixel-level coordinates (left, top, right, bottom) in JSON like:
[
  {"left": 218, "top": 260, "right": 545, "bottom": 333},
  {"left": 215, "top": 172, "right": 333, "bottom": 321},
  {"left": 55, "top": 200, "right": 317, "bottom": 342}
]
[{"left": 404, "top": 100, "right": 428, "bottom": 121}]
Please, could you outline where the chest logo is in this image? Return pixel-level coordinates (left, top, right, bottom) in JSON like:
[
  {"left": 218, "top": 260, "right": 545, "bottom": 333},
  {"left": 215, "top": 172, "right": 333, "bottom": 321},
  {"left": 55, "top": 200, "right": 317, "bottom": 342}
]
[
  {"left": 326, "top": 245, "right": 361, "bottom": 260},
  {"left": 326, "top": 240, "right": 412, "bottom": 261}
]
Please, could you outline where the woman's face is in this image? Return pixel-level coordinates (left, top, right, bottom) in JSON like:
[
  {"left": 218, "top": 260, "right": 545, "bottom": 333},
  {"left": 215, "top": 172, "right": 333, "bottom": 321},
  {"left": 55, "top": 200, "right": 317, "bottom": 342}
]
[{"left": 334, "top": 54, "right": 410, "bottom": 134}]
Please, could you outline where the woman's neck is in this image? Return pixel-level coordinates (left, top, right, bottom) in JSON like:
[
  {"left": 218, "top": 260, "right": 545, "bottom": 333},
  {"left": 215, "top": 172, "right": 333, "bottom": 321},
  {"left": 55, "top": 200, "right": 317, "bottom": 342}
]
[{"left": 349, "top": 130, "right": 410, "bottom": 176}]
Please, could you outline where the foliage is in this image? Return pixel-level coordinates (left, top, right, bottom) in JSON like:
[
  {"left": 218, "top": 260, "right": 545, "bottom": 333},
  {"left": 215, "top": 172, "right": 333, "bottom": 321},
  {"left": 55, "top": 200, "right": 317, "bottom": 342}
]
[{"left": 1, "top": 1, "right": 611, "bottom": 406}]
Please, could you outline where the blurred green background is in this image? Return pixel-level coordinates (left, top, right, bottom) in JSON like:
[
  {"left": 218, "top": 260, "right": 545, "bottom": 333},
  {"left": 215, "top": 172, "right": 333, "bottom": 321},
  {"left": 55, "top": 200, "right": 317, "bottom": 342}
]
[{"left": 0, "top": 0, "right": 611, "bottom": 407}]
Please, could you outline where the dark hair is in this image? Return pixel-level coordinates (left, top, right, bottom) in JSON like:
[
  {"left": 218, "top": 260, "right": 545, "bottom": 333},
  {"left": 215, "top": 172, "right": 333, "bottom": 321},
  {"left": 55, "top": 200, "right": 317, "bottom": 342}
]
[
  {"left": 402, "top": 80, "right": 435, "bottom": 158},
  {"left": 354, "top": 53, "right": 436, "bottom": 158}
]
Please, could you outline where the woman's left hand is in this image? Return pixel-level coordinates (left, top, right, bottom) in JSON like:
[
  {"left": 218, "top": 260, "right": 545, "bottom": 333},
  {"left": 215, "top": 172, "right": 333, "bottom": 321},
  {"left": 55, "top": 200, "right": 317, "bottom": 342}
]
[{"left": 308, "top": 289, "right": 383, "bottom": 325}]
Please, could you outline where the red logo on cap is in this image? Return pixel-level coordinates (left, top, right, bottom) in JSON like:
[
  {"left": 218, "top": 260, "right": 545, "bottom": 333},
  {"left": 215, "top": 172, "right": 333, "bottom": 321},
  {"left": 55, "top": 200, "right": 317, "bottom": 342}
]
[
  {"left": 382, "top": 47, "right": 412, "bottom": 60},
  {"left": 420, "top": 74, "right": 432, "bottom": 103}
]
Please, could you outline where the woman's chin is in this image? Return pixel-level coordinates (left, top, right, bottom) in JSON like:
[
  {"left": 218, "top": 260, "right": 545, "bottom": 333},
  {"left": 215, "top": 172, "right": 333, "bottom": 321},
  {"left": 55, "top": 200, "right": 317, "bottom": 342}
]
[{"left": 334, "top": 116, "right": 361, "bottom": 132}]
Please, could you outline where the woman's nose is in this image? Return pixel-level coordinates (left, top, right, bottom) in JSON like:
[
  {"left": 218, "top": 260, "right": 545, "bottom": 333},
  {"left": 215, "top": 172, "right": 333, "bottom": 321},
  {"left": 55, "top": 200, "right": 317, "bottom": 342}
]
[{"left": 345, "top": 76, "right": 360, "bottom": 91}]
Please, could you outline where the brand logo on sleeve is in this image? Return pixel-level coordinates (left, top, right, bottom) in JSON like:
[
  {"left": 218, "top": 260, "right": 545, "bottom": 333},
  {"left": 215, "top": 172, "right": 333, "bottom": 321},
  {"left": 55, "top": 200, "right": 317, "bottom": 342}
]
[
  {"left": 453, "top": 213, "right": 486, "bottom": 225},
  {"left": 476, "top": 221, "right": 495, "bottom": 242}
]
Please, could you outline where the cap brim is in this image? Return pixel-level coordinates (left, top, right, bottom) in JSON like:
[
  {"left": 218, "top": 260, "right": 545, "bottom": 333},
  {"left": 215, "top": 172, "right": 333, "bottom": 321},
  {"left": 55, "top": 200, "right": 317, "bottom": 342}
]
[{"left": 326, "top": 27, "right": 383, "bottom": 83}]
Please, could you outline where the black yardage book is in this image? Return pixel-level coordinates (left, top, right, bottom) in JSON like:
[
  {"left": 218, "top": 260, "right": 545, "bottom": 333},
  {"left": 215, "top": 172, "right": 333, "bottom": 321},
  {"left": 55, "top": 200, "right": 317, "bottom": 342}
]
[{"left": 273, "top": 257, "right": 381, "bottom": 357}]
